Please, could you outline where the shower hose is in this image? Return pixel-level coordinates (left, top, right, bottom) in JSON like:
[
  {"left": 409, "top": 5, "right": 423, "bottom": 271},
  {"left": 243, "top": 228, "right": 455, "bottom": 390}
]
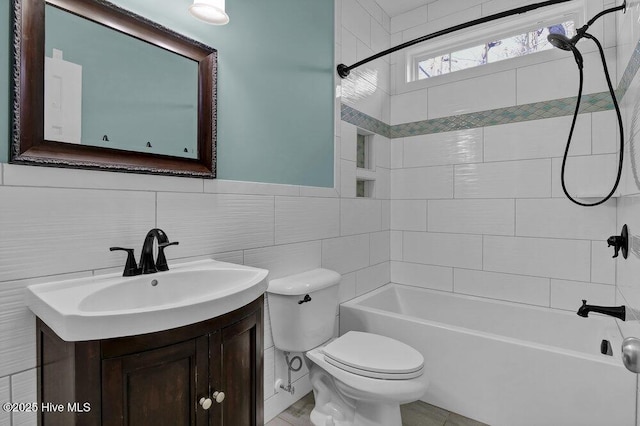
[{"left": 562, "top": 32, "right": 624, "bottom": 207}]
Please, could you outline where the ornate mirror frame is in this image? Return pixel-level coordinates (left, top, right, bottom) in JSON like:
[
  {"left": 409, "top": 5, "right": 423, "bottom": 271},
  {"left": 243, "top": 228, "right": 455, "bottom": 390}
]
[{"left": 11, "top": 0, "right": 217, "bottom": 178}]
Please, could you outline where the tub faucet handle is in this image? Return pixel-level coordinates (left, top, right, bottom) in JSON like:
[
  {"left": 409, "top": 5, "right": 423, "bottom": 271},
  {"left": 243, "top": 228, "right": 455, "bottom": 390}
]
[{"left": 607, "top": 224, "right": 628, "bottom": 259}]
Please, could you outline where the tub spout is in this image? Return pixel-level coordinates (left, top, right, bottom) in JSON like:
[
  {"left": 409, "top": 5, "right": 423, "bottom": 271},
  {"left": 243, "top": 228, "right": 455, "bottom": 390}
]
[{"left": 577, "top": 300, "right": 625, "bottom": 321}]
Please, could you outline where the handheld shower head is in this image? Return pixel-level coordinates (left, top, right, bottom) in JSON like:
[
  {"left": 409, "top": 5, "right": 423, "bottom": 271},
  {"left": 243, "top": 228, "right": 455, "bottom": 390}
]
[
  {"left": 547, "top": 33, "right": 573, "bottom": 51},
  {"left": 547, "top": 32, "right": 583, "bottom": 68}
]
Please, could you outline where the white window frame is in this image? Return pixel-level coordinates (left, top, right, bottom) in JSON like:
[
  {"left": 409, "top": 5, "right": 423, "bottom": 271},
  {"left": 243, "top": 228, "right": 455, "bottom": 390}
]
[{"left": 396, "top": 0, "right": 587, "bottom": 93}]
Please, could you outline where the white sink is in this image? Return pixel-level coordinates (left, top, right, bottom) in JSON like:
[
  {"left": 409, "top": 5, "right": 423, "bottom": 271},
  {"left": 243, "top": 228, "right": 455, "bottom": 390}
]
[{"left": 25, "top": 259, "right": 269, "bottom": 341}]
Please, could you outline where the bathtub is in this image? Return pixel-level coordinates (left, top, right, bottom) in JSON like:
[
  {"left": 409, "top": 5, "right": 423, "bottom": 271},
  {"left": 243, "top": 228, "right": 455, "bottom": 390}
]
[{"left": 339, "top": 284, "right": 636, "bottom": 426}]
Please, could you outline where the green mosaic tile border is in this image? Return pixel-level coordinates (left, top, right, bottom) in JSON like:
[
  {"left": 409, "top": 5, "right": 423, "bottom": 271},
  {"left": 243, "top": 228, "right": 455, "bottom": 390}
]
[
  {"left": 341, "top": 38, "right": 640, "bottom": 139},
  {"left": 340, "top": 105, "right": 391, "bottom": 138},
  {"left": 390, "top": 91, "right": 615, "bottom": 138},
  {"left": 340, "top": 91, "right": 614, "bottom": 139},
  {"left": 618, "top": 40, "right": 640, "bottom": 97}
]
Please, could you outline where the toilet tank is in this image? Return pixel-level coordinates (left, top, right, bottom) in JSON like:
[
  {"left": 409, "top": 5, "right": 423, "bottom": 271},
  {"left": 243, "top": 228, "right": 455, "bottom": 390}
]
[{"left": 267, "top": 268, "right": 341, "bottom": 352}]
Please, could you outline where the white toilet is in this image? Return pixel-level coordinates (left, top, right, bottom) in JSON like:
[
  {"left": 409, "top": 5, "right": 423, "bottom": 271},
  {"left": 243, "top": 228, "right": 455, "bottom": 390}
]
[{"left": 267, "top": 268, "right": 428, "bottom": 426}]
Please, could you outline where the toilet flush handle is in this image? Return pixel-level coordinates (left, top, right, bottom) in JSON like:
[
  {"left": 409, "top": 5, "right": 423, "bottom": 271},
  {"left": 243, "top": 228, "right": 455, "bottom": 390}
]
[{"left": 298, "top": 294, "right": 312, "bottom": 304}]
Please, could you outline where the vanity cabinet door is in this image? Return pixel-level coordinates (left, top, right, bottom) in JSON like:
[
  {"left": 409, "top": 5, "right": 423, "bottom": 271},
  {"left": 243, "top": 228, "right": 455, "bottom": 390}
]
[
  {"left": 101, "top": 336, "right": 209, "bottom": 426},
  {"left": 215, "top": 310, "right": 263, "bottom": 425},
  {"left": 36, "top": 296, "right": 264, "bottom": 426}
]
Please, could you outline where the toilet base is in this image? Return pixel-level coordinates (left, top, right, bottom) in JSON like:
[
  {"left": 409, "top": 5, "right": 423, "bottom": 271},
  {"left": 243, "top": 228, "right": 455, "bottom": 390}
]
[
  {"left": 308, "top": 362, "right": 404, "bottom": 426},
  {"left": 352, "top": 402, "right": 401, "bottom": 426},
  {"left": 309, "top": 397, "right": 402, "bottom": 426}
]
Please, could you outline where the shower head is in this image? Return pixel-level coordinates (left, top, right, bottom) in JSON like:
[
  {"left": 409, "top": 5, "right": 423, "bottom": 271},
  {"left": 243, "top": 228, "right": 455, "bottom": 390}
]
[
  {"left": 547, "top": 33, "right": 574, "bottom": 51},
  {"left": 547, "top": 32, "right": 583, "bottom": 69}
]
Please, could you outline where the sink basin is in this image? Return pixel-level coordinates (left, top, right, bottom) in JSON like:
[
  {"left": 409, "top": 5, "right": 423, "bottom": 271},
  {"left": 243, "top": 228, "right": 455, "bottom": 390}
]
[{"left": 25, "top": 259, "right": 269, "bottom": 341}]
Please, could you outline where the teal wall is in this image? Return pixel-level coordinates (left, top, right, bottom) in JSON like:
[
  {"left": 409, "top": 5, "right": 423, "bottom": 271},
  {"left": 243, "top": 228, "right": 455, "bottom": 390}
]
[
  {"left": 45, "top": 5, "right": 199, "bottom": 158},
  {"left": 3, "top": 0, "right": 335, "bottom": 187}
]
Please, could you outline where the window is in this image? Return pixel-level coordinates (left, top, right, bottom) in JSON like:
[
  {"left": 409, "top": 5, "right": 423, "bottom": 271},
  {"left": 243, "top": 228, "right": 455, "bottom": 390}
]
[
  {"left": 416, "top": 20, "right": 575, "bottom": 80},
  {"left": 399, "top": 1, "right": 585, "bottom": 88}
]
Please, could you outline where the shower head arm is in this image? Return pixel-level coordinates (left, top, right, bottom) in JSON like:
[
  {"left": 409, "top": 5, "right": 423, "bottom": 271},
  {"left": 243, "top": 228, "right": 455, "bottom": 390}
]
[
  {"left": 571, "top": 2, "right": 626, "bottom": 46},
  {"left": 586, "top": 1, "right": 626, "bottom": 27}
]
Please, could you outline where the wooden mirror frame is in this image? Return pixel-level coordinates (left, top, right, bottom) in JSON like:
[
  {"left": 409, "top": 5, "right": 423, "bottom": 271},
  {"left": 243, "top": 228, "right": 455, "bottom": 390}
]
[{"left": 11, "top": 0, "right": 217, "bottom": 178}]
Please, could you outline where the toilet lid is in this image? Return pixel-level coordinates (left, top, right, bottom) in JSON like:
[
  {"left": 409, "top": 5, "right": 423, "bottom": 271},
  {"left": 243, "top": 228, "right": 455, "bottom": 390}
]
[{"left": 322, "top": 331, "right": 424, "bottom": 380}]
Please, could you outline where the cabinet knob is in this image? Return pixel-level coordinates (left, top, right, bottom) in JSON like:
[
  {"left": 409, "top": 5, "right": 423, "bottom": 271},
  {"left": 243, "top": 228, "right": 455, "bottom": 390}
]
[
  {"left": 212, "top": 391, "right": 225, "bottom": 403},
  {"left": 199, "top": 397, "right": 212, "bottom": 410}
]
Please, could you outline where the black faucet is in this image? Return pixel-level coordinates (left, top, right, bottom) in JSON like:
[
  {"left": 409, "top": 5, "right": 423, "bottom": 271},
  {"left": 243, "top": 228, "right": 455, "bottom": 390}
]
[
  {"left": 109, "top": 247, "right": 139, "bottom": 276},
  {"left": 577, "top": 300, "right": 626, "bottom": 321},
  {"left": 607, "top": 224, "right": 628, "bottom": 259},
  {"left": 110, "top": 228, "right": 179, "bottom": 276}
]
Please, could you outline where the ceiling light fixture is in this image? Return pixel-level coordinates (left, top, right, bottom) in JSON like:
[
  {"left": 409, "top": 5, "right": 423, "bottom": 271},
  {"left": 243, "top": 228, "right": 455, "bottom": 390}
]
[{"left": 189, "top": 0, "right": 229, "bottom": 25}]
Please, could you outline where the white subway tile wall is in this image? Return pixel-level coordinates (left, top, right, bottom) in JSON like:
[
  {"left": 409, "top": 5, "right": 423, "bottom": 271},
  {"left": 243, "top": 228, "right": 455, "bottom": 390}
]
[
  {"left": 428, "top": 70, "right": 517, "bottom": 119},
  {"left": 550, "top": 279, "right": 616, "bottom": 310},
  {"left": 322, "top": 234, "right": 371, "bottom": 275},
  {"left": 391, "top": 166, "right": 454, "bottom": 199},
  {"left": 275, "top": 196, "right": 340, "bottom": 244},
  {"left": 356, "top": 261, "right": 391, "bottom": 295},
  {"left": 482, "top": 236, "right": 592, "bottom": 281},
  {"left": 427, "top": 199, "right": 515, "bottom": 236},
  {"left": 516, "top": 49, "right": 617, "bottom": 105},
  {"left": 391, "top": 200, "right": 427, "bottom": 231},
  {"left": 515, "top": 198, "right": 616, "bottom": 240},
  {"left": 386, "top": 0, "right": 626, "bottom": 327},
  {"left": 244, "top": 241, "right": 322, "bottom": 281},
  {"left": 0, "top": 377, "right": 9, "bottom": 425},
  {"left": 591, "top": 110, "right": 619, "bottom": 155},
  {"left": 454, "top": 160, "right": 551, "bottom": 199},
  {"left": 453, "top": 269, "right": 550, "bottom": 306},
  {"left": 403, "top": 128, "right": 483, "bottom": 168},
  {"left": 390, "top": 89, "right": 429, "bottom": 125},
  {"left": 591, "top": 240, "right": 616, "bottom": 285},
  {"left": 483, "top": 115, "right": 592, "bottom": 162},
  {"left": 391, "top": 261, "right": 453, "bottom": 291},
  {"left": 11, "top": 370, "right": 37, "bottom": 426},
  {"left": 403, "top": 231, "right": 483, "bottom": 269},
  {"left": 370, "top": 231, "right": 391, "bottom": 265}
]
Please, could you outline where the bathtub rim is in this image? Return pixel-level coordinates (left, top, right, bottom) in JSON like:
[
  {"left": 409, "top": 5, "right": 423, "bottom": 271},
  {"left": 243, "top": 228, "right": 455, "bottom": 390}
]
[{"left": 340, "top": 283, "right": 623, "bottom": 367}]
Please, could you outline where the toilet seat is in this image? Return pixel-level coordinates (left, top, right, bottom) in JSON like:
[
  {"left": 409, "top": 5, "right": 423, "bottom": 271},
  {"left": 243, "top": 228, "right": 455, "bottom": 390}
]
[{"left": 322, "top": 331, "right": 424, "bottom": 380}]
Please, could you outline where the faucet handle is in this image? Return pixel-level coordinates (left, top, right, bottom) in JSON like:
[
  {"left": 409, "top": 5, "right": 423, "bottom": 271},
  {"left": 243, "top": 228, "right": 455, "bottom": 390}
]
[
  {"left": 109, "top": 247, "right": 139, "bottom": 276},
  {"left": 607, "top": 224, "right": 628, "bottom": 259},
  {"left": 156, "top": 241, "right": 179, "bottom": 272}
]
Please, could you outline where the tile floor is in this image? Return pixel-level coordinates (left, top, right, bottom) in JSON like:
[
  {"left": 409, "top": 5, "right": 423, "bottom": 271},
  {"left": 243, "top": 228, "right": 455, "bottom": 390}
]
[{"left": 266, "top": 392, "right": 488, "bottom": 426}]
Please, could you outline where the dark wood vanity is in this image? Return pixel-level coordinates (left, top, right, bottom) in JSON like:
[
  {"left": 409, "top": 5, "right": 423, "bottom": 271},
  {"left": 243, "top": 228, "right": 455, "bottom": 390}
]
[{"left": 36, "top": 296, "right": 263, "bottom": 426}]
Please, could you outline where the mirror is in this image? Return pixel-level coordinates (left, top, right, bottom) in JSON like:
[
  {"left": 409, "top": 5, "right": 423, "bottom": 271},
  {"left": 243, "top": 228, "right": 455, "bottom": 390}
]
[{"left": 11, "top": 0, "right": 217, "bottom": 177}]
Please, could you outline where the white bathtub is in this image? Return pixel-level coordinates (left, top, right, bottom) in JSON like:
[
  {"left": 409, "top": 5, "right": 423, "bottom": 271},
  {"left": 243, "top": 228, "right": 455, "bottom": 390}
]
[{"left": 339, "top": 284, "right": 636, "bottom": 426}]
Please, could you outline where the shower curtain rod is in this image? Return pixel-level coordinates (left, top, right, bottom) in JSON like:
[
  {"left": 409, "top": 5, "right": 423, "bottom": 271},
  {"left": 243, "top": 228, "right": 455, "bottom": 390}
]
[{"left": 337, "top": 0, "right": 574, "bottom": 78}]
